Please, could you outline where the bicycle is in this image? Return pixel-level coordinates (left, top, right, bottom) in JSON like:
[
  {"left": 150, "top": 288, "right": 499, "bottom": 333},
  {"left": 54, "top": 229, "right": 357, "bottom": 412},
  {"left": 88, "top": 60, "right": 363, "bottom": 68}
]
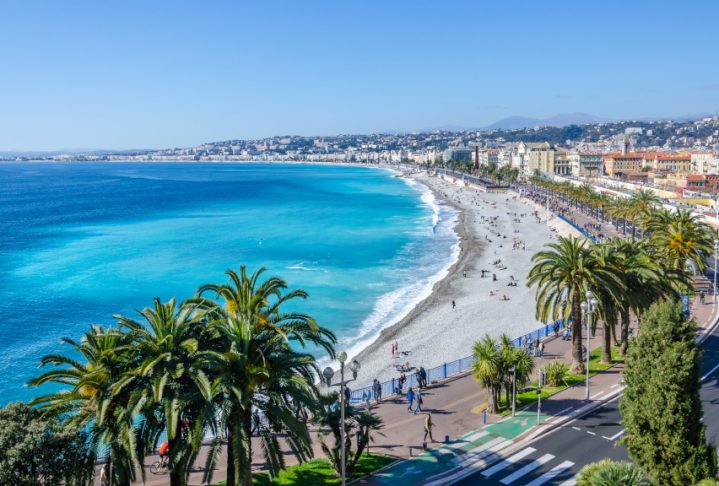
[{"left": 149, "top": 458, "right": 168, "bottom": 474}]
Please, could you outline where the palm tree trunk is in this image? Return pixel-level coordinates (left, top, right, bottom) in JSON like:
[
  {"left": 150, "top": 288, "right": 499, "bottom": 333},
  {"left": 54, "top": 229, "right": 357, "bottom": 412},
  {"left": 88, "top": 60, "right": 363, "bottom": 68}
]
[
  {"left": 620, "top": 310, "right": 630, "bottom": 356},
  {"left": 169, "top": 421, "right": 184, "bottom": 486},
  {"left": 226, "top": 418, "right": 236, "bottom": 486},
  {"left": 611, "top": 319, "right": 620, "bottom": 346},
  {"left": 602, "top": 322, "right": 612, "bottom": 364},
  {"left": 244, "top": 411, "right": 253, "bottom": 486},
  {"left": 571, "top": 293, "right": 584, "bottom": 373}
]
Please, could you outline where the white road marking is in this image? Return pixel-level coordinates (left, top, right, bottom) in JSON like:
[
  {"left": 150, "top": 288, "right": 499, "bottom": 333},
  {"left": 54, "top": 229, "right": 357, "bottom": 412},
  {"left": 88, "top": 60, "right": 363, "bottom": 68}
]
[
  {"left": 571, "top": 426, "right": 581, "bottom": 431},
  {"left": 701, "top": 361, "right": 719, "bottom": 382},
  {"left": 558, "top": 478, "right": 577, "bottom": 486},
  {"left": 590, "top": 391, "right": 605, "bottom": 399},
  {"left": 586, "top": 431, "right": 596, "bottom": 436},
  {"left": 525, "top": 460, "right": 575, "bottom": 486},
  {"left": 606, "top": 429, "right": 625, "bottom": 441},
  {"left": 610, "top": 383, "right": 620, "bottom": 388},
  {"left": 481, "top": 447, "right": 536, "bottom": 477},
  {"left": 453, "top": 436, "right": 507, "bottom": 466},
  {"left": 499, "top": 453, "right": 554, "bottom": 484}
]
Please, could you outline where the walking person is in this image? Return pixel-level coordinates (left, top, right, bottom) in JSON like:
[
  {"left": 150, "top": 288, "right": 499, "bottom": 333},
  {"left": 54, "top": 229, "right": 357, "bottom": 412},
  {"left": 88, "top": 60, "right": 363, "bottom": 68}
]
[
  {"left": 406, "top": 387, "right": 415, "bottom": 413},
  {"left": 452, "top": 300, "right": 456, "bottom": 310},
  {"left": 424, "top": 413, "right": 435, "bottom": 443},
  {"left": 539, "top": 341, "right": 545, "bottom": 357},
  {"left": 373, "top": 379, "right": 382, "bottom": 403},
  {"left": 701, "top": 291, "right": 706, "bottom": 305},
  {"left": 414, "top": 389, "right": 423, "bottom": 414},
  {"left": 419, "top": 366, "right": 427, "bottom": 388}
]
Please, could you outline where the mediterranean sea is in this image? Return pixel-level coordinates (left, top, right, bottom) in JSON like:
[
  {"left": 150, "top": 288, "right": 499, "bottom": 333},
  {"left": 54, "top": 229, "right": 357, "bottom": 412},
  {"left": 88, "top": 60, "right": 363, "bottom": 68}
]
[{"left": 0, "top": 162, "right": 457, "bottom": 404}]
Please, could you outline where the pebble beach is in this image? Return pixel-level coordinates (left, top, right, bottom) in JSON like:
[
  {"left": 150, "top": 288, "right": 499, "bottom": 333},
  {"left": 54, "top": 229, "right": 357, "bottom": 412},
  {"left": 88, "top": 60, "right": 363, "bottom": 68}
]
[{"left": 351, "top": 170, "right": 580, "bottom": 388}]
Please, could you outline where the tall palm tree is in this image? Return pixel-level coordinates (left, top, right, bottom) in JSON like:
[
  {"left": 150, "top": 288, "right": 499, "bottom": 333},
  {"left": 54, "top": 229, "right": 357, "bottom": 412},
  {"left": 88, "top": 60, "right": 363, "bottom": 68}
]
[
  {"left": 471, "top": 335, "right": 503, "bottom": 413},
  {"left": 29, "top": 326, "right": 139, "bottom": 486},
  {"left": 528, "top": 236, "right": 624, "bottom": 373},
  {"left": 115, "top": 298, "right": 215, "bottom": 486},
  {"left": 197, "top": 266, "right": 336, "bottom": 486},
  {"left": 646, "top": 208, "right": 715, "bottom": 273}
]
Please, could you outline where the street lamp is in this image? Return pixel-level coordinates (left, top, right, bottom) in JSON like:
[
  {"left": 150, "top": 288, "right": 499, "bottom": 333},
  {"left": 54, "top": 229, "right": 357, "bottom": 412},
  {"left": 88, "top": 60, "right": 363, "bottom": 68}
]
[
  {"left": 510, "top": 366, "right": 516, "bottom": 417},
  {"left": 322, "top": 352, "right": 360, "bottom": 486},
  {"left": 580, "top": 291, "right": 598, "bottom": 401},
  {"left": 714, "top": 230, "right": 719, "bottom": 296}
]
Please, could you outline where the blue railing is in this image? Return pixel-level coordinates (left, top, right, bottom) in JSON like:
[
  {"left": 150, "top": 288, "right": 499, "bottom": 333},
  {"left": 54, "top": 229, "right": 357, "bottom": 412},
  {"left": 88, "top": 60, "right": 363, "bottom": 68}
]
[
  {"left": 556, "top": 214, "right": 599, "bottom": 243},
  {"left": 349, "top": 318, "right": 568, "bottom": 404}
]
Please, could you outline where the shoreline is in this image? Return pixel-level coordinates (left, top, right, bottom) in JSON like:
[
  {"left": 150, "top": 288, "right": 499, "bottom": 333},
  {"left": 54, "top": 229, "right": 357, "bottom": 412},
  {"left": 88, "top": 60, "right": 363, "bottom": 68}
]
[{"left": 349, "top": 171, "right": 562, "bottom": 388}]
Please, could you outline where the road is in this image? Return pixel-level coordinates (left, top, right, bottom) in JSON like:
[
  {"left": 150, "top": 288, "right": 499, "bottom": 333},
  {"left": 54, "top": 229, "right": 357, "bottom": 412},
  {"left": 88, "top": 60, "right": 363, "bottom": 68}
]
[{"left": 451, "top": 324, "right": 719, "bottom": 485}]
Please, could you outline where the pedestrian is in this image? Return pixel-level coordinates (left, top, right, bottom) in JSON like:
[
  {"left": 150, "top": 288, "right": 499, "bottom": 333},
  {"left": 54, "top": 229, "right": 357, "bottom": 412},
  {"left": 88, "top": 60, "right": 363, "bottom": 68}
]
[
  {"left": 463, "top": 271, "right": 467, "bottom": 278},
  {"left": 534, "top": 338, "right": 540, "bottom": 357},
  {"left": 424, "top": 413, "right": 435, "bottom": 443},
  {"left": 452, "top": 300, "right": 456, "bottom": 310},
  {"left": 553, "top": 322, "right": 559, "bottom": 337},
  {"left": 701, "top": 291, "right": 706, "bottom": 305},
  {"left": 344, "top": 386, "right": 351, "bottom": 404},
  {"left": 539, "top": 341, "right": 545, "bottom": 357},
  {"left": 414, "top": 389, "right": 423, "bottom": 414},
  {"left": 373, "top": 379, "right": 382, "bottom": 403},
  {"left": 99, "top": 464, "right": 108, "bottom": 486},
  {"left": 406, "top": 387, "right": 415, "bottom": 412},
  {"left": 493, "top": 273, "right": 497, "bottom": 282},
  {"left": 419, "top": 366, "right": 427, "bottom": 388}
]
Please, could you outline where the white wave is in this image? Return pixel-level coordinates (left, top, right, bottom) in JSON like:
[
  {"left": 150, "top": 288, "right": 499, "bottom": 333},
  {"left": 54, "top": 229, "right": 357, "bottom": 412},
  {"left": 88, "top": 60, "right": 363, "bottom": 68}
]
[
  {"left": 339, "top": 207, "right": 461, "bottom": 363},
  {"left": 287, "top": 262, "right": 318, "bottom": 271}
]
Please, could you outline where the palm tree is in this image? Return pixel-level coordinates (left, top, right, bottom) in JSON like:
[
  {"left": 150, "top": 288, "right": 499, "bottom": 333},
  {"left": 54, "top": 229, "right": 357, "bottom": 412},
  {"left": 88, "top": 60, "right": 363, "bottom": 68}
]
[
  {"left": 527, "top": 236, "right": 624, "bottom": 373},
  {"left": 646, "top": 208, "right": 715, "bottom": 273},
  {"left": 629, "top": 189, "right": 660, "bottom": 238},
  {"left": 499, "top": 335, "right": 533, "bottom": 409},
  {"left": 115, "top": 298, "right": 215, "bottom": 486},
  {"left": 608, "top": 198, "right": 632, "bottom": 235},
  {"left": 471, "top": 335, "right": 502, "bottom": 413},
  {"left": 197, "top": 266, "right": 336, "bottom": 486},
  {"left": 590, "top": 244, "right": 622, "bottom": 363},
  {"left": 29, "top": 326, "right": 139, "bottom": 486}
]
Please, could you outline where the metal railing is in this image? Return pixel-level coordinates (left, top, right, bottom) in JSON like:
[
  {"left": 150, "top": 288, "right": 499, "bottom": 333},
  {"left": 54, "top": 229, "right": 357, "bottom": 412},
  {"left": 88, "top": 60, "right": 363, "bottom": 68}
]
[{"left": 349, "top": 318, "right": 568, "bottom": 404}]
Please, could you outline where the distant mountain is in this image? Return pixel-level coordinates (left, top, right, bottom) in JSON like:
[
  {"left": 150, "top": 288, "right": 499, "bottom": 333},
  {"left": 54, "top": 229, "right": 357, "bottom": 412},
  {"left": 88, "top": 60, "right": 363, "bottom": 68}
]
[{"left": 484, "top": 113, "right": 611, "bottom": 130}]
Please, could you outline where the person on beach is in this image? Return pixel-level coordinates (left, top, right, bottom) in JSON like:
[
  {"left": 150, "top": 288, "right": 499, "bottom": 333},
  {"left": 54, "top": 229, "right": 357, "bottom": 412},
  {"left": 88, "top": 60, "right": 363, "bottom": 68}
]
[
  {"left": 452, "top": 300, "right": 456, "bottom": 309},
  {"left": 406, "top": 387, "right": 415, "bottom": 412},
  {"left": 414, "top": 389, "right": 423, "bottom": 414},
  {"left": 424, "top": 413, "right": 435, "bottom": 443}
]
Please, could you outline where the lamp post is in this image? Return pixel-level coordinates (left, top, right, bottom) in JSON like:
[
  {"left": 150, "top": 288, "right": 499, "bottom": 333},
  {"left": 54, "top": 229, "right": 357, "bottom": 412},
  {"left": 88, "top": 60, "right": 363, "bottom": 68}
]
[
  {"left": 322, "top": 352, "right": 360, "bottom": 486},
  {"left": 714, "top": 230, "right": 719, "bottom": 296},
  {"left": 510, "top": 366, "right": 516, "bottom": 417},
  {"left": 580, "top": 291, "right": 598, "bottom": 401}
]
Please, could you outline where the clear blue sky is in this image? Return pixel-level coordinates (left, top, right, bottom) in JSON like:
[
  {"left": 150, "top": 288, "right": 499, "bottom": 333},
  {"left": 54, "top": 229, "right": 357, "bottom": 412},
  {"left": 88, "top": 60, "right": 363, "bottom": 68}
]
[{"left": 1, "top": 0, "right": 718, "bottom": 151}]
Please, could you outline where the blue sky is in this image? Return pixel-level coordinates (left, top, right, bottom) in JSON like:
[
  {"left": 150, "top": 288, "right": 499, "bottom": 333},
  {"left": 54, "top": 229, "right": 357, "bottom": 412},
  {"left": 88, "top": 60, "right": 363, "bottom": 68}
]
[{"left": 1, "top": 0, "right": 718, "bottom": 150}]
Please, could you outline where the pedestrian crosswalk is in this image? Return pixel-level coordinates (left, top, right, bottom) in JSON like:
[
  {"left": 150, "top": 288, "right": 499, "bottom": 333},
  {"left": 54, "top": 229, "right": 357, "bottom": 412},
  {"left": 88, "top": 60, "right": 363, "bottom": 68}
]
[{"left": 467, "top": 446, "right": 577, "bottom": 485}]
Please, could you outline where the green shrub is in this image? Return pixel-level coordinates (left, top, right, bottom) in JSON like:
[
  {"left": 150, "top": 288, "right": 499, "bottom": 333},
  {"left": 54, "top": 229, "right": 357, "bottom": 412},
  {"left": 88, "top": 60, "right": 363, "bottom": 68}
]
[
  {"left": 577, "top": 459, "right": 649, "bottom": 486},
  {"left": 543, "top": 360, "right": 569, "bottom": 387}
]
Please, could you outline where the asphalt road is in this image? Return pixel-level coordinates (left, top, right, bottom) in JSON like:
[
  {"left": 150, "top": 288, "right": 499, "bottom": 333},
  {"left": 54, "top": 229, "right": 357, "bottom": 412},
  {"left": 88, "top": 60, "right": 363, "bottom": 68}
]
[{"left": 452, "top": 325, "right": 719, "bottom": 485}]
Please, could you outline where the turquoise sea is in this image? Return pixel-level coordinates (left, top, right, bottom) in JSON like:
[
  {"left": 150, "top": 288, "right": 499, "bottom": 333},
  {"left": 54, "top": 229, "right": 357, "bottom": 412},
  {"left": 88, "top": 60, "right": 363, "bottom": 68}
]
[{"left": 0, "top": 162, "right": 458, "bottom": 404}]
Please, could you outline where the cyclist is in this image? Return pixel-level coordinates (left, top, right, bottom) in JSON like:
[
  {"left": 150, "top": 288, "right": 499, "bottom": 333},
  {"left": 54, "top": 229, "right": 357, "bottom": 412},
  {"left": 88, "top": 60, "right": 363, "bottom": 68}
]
[{"left": 158, "top": 441, "right": 170, "bottom": 466}]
